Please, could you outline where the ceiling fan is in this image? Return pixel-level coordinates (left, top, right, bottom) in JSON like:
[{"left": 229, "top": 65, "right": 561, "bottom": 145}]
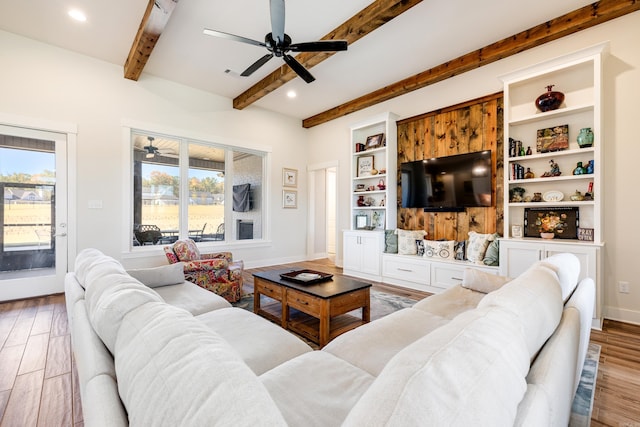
[
  {"left": 203, "top": 0, "right": 348, "bottom": 83},
  {"left": 142, "top": 137, "right": 178, "bottom": 159}
]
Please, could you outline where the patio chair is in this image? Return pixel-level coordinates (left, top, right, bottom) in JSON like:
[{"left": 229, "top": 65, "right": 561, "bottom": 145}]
[
  {"left": 188, "top": 223, "right": 207, "bottom": 242},
  {"left": 163, "top": 239, "right": 243, "bottom": 302},
  {"left": 134, "top": 224, "right": 163, "bottom": 245}
]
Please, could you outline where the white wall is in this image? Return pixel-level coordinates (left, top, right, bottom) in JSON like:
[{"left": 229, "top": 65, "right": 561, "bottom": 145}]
[
  {"left": 0, "top": 29, "right": 309, "bottom": 269},
  {"left": 307, "top": 11, "right": 640, "bottom": 325}
]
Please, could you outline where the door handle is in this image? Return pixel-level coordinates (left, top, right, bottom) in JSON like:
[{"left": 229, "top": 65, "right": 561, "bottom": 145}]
[{"left": 54, "top": 232, "right": 67, "bottom": 237}]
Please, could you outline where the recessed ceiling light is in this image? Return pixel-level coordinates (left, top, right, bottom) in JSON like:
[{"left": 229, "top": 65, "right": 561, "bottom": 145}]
[
  {"left": 287, "top": 90, "right": 297, "bottom": 99},
  {"left": 68, "top": 9, "right": 87, "bottom": 22}
]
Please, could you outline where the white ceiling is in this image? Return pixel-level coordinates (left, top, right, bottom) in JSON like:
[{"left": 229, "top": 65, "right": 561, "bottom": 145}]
[{"left": 0, "top": 0, "right": 594, "bottom": 120}]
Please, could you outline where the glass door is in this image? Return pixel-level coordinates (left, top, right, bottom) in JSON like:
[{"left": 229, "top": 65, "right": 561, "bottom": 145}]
[{"left": 0, "top": 125, "right": 68, "bottom": 300}]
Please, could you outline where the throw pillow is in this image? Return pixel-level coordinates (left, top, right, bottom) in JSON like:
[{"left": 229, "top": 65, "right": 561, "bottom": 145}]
[
  {"left": 423, "top": 240, "right": 455, "bottom": 260},
  {"left": 461, "top": 268, "right": 511, "bottom": 293},
  {"left": 454, "top": 240, "right": 466, "bottom": 261},
  {"left": 416, "top": 240, "right": 426, "bottom": 256},
  {"left": 395, "top": 229, "right": 427, "bottom": 255},
  {"left": 384, "top": 229, "right": 398, "bottom": 254},
  {"left": 466, "top": 231, "right": 496, "bottom": 263},
  {"left": 127, "top": 262, "right": 186, "bottom": 288},
  {"left": 173, "top": 239, "right": 200, "bottom": 262},
  {"left": 483, "top": 237, "right": 500, "bottom": 266}
]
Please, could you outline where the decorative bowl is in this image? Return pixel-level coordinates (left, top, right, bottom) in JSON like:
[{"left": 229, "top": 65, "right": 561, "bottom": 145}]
[{"left": 540, "top": 232, "right": 555, "bottom": 239}]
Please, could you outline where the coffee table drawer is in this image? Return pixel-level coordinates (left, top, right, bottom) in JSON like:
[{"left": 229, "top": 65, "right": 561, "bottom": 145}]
[
  {"left": 255, "top": 278, "right": 283, "bottom": 300},
  {"left": 287, "top": 289, "right": 321, "bottom": 315}
]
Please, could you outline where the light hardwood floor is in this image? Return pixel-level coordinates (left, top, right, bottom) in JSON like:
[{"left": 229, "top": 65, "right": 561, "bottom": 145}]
[{"left": 0, "top": 259, "right": 639, "bottom": 426}]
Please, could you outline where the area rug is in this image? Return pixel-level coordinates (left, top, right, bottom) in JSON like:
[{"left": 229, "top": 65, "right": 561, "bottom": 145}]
[
  {"left": 570, "top": 343, "right": 601, "bottom": 427},
  {"left": 232, "top": 289, "right": 416, "bottom": 321}
]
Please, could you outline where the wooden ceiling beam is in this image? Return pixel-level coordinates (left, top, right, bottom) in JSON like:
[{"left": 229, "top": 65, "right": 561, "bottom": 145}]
[
  {"left": 232, "top": 0, "right": 424, "bottom": 110},
  {"left": 124, "top": 0, "right": 178, "bottom": 81},
  {"left": 303, "top": 0, "right": 640, "bottom": 128}
]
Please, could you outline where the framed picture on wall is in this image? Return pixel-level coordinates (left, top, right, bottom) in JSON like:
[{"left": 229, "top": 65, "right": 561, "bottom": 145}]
[
  {"left": 283, "top": 190, "right": 297, "bottom": 209},
  {"left": 283, "top": 168, "right": 298, "bottom": 187}
]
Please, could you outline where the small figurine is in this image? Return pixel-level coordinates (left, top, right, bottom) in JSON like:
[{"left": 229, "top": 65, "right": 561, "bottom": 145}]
[
  {"left": 542, "top": 159, "right": 561, "bottom": 177},
  {"left": 526, "top": 146, "right": 533, "bottom": 155},
  {"left": 532, "top": 192, "right": 543, "bottom": 202},
  {"left": 573, "top": 162, "right": 586, "bottom": 175},
  {"left": 524, "top": 168, "right": 535, "bottom": 179},
  {"left": 586, "top": 160, "right": 594, "bottom": 174},
  {"left": 509, "top": 187, "right": 526, "bottom": 202}
]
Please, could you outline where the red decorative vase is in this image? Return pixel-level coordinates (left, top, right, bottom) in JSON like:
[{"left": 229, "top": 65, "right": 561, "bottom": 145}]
[{"left": 535, "top": 85, "right": 565, "bottom": 112}]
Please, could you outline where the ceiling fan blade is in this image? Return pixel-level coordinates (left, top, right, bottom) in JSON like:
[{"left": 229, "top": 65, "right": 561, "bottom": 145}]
[
  {"left": 283, "top": 54, "right": 315, "bottom": 83},
  {"left": 241, "top": 54, "right": 274, "bottom": 77},
  {"left": 203, "top": 28, "right": 265, "bottom": 48},
  {"left": 289, "top": 40, "right": 348, "bottom": 52},
  {"left": 269, "top": 0, "right": 285, "bottom": 45}
]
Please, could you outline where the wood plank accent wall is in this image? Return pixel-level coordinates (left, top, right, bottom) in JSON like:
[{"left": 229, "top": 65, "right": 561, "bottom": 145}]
[{"left": 396, "top": 92, "right": 503, "bottom": 240}]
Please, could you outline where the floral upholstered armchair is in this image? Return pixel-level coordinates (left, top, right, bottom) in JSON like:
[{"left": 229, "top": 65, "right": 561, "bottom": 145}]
[{"left": 163, "top": 239, "right": 244, "bottom": 302}]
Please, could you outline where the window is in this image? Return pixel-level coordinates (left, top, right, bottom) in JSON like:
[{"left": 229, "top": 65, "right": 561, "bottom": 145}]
[{"left": 131, "top": 131, "right": 266, "bottom": 247}]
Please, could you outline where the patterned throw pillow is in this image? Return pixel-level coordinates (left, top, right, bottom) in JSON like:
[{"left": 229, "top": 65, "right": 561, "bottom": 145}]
[
  {"left": 395, "top": 229, "right": 427, "bottom": 255},
  {"left": 416, "top": 240, "right": 426, "bottom": 256},
  {"left": 423, "top": 240, "right": 456, "bottom": 260},
  {"left": 466, "top": 231, "right": 496, "bottom": 263},
  {"left": 173, "top": 239, "right": 201, "bottom": 262},
  {"left": 454, "top": 240, "right": 466, "bottom": 261}
]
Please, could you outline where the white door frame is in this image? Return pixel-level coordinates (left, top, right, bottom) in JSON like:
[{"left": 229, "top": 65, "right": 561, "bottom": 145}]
[
  {"left": 0, "top": 113, "right": 77, "bottom": 300},
  {"left": 307, "top": 161, "right": 339, "bottom": 261}
]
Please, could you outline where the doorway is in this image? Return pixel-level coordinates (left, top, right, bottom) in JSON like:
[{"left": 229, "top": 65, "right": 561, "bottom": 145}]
[
  {"left": 307, "top": 162, "right": 338, "bottom": 263},
  {"left": 0, "top": 123, "right": 71, "bottom": 300}
]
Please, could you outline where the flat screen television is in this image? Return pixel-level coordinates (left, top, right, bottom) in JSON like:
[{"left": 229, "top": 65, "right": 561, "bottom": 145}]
[{"left": 400, "top": 150, "right": 492, "bottom": 212}]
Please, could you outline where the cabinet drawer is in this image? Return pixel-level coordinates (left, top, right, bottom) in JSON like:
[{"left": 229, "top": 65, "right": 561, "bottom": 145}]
[
  {"left": 382, "top": 256, "right": 429, "bottom": 283},
  {"left": 430, "top": 264, "right": 498, "bottom": 290},
  {"left": 287, "top": 289, "right": 322, "bottom": 316},
  {"left": 254, "top": 278, "right": 283, "bottom": 301},
  {"left": 430, "top": 265, "right": 466, "bottom": 290}
]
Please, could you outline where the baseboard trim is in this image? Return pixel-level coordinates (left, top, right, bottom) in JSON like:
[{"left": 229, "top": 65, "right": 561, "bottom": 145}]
[{"left": 603, "top": 306, "right": 640, "bottom": 326}]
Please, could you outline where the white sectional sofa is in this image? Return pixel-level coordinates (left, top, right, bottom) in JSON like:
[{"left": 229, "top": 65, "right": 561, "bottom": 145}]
[{"left": 65, "top": 248, "right": 594, "bottom": 426}]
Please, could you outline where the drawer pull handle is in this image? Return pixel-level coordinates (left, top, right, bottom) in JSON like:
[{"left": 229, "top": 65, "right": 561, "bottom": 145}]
[
  {"left": 296, "top": 299, "right": 309, "bottom": 305},
  {"left": 452, "top": 277, "right": 463, "bottom": 281},
  {"left": 398, "top": 268, "right": 413, "bottom": 272}
]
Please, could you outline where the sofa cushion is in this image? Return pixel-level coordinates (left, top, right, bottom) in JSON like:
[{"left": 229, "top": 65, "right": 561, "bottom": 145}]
[
  {"left": 519, "top": 308, "right": 580, "bottom": 427},
  {"left": 197, "top": 307, "right": 312, "bottom": 375},
  {"left": 478, "top": 262, "right": 563, "bottom": 360},
  {"left": 126, "top": 263, "right": 185, "bottom": 288},
  {"left": 539, "top": 253, "right": 581, "bottom": 302},
  {"left": 261, "top": 351, "right": 375, "bottom": 427},
  {"left": 412, "top": 285, "right": 485, "bottom": 320},
  {"left": 83, "top": 375, "right": 128, "bottom": 427},
  {"left": 154, "top": 281, "right": 231, "bottom": 315},
  {"left": 74, "top": 248, "right": 120, "bottom": 289},
  {"left": 86, "top": 274, "right": 163, "bottom": 354},
  {"left": 115, "top": 302, "right": 286, "bottom": 426},
  {"left": 461, "top": 268, "right": 511, "bottom": 294},
  {"left": 343, "top": 306, "right": 530, "bottom": 426},
  {"left": 323, "top": 308, "right": 449, "bottom": 376}
]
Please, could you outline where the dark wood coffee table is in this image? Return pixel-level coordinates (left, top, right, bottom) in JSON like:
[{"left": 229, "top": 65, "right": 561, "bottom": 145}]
[{"left": 252, "top": 269, "right": 371, "bottom": 347}]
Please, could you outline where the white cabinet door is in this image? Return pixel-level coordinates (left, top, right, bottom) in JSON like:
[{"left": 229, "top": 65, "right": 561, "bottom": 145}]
[
  {"left": 499, "top": 240, "right": 543, "bottom": 278},
  {"left": 343, "top": 232, "right": 363, "bottom": 272},
  {"left": 343, "top": 230, "right": 383, "bottom": 279},
  {"left": 360, "top": 233, "right": 382, "bottom": 276}
]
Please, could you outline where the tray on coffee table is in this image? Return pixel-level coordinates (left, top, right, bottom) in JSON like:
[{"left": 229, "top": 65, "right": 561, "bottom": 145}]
[{"left": 279, "top": 269, "right": 333, "bottom": 284}]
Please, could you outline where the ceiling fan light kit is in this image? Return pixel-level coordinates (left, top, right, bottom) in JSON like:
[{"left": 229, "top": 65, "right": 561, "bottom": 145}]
[{"left": 204, "top": 0, "right": 347, "bottom": 83}]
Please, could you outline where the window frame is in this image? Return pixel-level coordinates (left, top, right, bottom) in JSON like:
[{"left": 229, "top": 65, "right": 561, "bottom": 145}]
[{"left": 122, "top": 124, "right": 271, "bottom": 255}]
